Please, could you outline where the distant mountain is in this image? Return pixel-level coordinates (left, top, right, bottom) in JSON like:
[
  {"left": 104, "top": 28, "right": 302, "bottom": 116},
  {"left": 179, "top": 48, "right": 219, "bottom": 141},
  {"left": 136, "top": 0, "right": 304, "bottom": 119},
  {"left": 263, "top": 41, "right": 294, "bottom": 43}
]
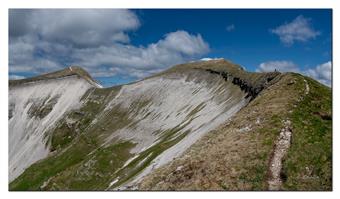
[{"left": 9, "top": 59, "right": 332, "bottom": 191}]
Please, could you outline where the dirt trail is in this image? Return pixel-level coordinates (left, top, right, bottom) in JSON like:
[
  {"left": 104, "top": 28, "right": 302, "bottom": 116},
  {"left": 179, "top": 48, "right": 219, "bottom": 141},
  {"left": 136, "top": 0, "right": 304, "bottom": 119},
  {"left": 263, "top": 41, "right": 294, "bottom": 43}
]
[
  {"left": 268, "top": 120, "right": 292, "bottom": 190},
  {"left": 268, "top": 79, "right": 309, "bottom": 190},
  {"left": 304, "top": 79, "right": 310, "bottom": 95}
]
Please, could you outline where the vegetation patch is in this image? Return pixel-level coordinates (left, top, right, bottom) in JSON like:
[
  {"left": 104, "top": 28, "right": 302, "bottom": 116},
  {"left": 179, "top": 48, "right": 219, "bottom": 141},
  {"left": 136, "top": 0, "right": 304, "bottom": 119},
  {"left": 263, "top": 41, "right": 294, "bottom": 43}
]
[
  {"left": 282, "top": 75, "right": 332, "bottom": 190},
  {"left": 110, "top": 125, "right": 190, "bottom": 189},
  {"left": 27, "top": 96, "right": 59, "bottom": 119},
  {"left": 9, "top": 135, "right": 97, "bottom": 190},
  {"left": 44, "top": 141, "right": 135, "bottom": 190}
]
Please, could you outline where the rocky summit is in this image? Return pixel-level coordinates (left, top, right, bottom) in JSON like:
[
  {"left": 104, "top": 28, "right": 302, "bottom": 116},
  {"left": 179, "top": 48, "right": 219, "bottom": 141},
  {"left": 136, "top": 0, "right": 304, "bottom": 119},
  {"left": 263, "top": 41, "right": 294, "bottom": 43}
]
[{"left": 8, "top": 59, "right": 332, "bottom": 191}]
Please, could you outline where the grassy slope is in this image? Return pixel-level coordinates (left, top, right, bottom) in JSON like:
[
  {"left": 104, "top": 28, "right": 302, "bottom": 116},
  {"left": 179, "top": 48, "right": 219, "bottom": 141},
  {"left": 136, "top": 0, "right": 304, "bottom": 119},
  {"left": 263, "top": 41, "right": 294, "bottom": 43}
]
[
  {"left": 9, "top": 61, "right": 331, "bottom": 191},
  {"left": 139, "top": 73, "right": 332, "bottom": 190},
  {"left": 282, "top": 75, "right": 332, "bottom": 190}
]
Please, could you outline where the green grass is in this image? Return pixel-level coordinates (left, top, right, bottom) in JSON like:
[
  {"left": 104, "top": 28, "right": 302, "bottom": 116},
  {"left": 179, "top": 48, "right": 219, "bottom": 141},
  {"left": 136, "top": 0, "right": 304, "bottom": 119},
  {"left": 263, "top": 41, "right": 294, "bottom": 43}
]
[
  {"left": 282, "top": 75, "right": 332, "bottom": 190},
  {"left": 9, "top": 135, "right": 97, "bottom": 190},
  {"left": 186, "top": 102, "right": 206, "bottom": 119},
  {"left": 236, "top": 113, "right": 283, "bottom": 190},
  {"left": 44, "top": 141, "right": 135, "bottom": 190},
  {"left": 50, "top": 121, "right": 77, "bottom": 151},
  {"left": 9, "top": 133, "right": 135, "bottom": 190}
]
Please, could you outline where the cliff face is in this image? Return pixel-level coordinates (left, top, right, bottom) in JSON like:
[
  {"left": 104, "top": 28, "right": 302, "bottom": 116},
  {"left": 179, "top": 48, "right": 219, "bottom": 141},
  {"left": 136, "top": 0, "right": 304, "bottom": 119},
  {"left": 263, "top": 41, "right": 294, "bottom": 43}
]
[
  {"left": 205, "top": 68, "right": 280, "bottom": 100},
  {"left": 8, "top": 60, "right": 332, "bottom": 191}
]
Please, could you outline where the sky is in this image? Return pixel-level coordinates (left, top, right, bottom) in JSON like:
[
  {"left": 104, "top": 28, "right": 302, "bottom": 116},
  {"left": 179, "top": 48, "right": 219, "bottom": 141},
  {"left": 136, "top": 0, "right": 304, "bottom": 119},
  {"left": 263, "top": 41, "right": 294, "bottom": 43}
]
[{"left": 9, "top": 9, "right": 332, "bottom": 87}]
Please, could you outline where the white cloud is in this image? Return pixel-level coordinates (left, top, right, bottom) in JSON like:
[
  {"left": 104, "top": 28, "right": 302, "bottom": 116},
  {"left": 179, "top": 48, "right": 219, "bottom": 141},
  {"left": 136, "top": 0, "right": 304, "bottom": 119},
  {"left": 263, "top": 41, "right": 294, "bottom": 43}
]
[
  {"left": 157, "top": 31, "right": 209, "bottom": 56},
  {"left": 9, "top": 10, "right": 210, "bottom": 80},
  {"left": 10, "top": 9, "right": 140, "bottom": 47},
  {"left": 9, "top": 75, "right": 25, "bottom": 80},
  {"left": 271, "top": 15, "right": 320, "bottom": 46},
  {"left": 9, "top": 36, "right": 62, "bottom": 74},
  {"left": 226, "top": 24, "right": 235, "bottom": 32},
  {"left": 305, "top": 61, "right": 332, "bottom": 86},
  {"left": 69, "top": 30, "right": 209, "bottom": 78},
  {"left": 257, "top": 60, "right": 299, "bottom": 72},
  {"left": 200, "top": 58, "right": 223, "bottom": 61}
]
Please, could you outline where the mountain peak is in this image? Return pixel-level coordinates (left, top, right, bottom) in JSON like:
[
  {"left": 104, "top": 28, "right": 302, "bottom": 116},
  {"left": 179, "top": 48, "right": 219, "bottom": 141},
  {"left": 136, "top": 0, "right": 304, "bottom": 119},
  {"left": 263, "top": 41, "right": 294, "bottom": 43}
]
[
  {"left": 9, "top": 66, "right": 102, "bottom": 88},
  {"left": 160, "top": 58, "right": 245, "bottom": 76}
]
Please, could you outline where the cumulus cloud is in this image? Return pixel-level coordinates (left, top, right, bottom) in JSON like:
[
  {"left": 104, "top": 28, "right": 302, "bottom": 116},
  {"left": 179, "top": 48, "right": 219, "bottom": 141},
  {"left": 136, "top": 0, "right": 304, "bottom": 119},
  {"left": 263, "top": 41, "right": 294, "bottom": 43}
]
[
  {"left": 158, "top": 31, "right": 209, "bottom": 56},
  {"left": 9, "top": 36, "right": 63, "bottom": 74},
  {"left": 305, "top": 61, "right": 332, "bottom": 86},
  {"left": 9, "top": 9, "right": 210, "bottom": 81},
  {"left": 67, "top": 30, "right": 209, "bottom": 78},
  {"left": 257, "top": 60, "right": 299, "bottom": 72},
  {"left": 9, "top": 75, "right": 25, "bottom": 80},
  {"left": 226, "top": 24, "right": 235, "bottom": 32},
  {"left": 10, "top": 9, "right": 140, "bottom": 47},
  {"left": 271, "top": 15, "right": 320, "bottom": 46}
]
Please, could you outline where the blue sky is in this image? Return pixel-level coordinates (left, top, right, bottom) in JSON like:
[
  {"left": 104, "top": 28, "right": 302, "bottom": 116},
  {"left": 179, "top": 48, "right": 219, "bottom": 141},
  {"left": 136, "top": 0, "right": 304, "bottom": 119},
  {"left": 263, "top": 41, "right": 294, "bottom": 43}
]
[{"left": 9, "top": 9, "right": 332, "bottom": 86}]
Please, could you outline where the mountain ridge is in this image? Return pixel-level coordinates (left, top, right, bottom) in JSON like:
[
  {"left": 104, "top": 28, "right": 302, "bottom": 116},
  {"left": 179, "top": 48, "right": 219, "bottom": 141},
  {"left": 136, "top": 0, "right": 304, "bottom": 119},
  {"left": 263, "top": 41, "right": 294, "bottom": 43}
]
[
  {"left": 9, "top": 66, "right": 102, "bottom": 88},
  {"left": 8, "top": 59, "right": 331, "bottom": 191}
]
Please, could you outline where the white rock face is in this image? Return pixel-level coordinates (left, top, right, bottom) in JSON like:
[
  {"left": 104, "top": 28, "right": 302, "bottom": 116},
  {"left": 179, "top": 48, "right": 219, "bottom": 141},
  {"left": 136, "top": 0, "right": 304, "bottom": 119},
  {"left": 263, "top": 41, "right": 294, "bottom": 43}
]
[
  {"left": 104, "top": 71, "right": 248, "bottom": 189},
  {"left": 8, "top": 76, "right": 93, "bottom": 182}
]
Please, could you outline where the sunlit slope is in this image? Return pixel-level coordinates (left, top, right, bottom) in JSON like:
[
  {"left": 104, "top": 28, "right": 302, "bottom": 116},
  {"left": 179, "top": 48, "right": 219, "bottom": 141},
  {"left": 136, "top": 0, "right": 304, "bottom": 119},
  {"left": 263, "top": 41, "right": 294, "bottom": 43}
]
[
  {"left": 138, "top": 73, "right": 332, "bottom": 191},
  {"left": 9, "top": 59, "right": 330, "bottom": 191}
]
